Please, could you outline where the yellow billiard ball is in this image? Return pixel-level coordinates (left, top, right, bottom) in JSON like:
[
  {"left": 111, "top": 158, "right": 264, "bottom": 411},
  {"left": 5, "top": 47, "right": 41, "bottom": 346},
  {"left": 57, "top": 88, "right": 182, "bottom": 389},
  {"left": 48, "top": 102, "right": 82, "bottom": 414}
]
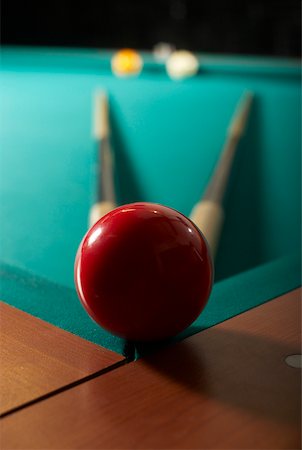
[{"left": 111, "top": 49, "right": 143, "bottom": 77}]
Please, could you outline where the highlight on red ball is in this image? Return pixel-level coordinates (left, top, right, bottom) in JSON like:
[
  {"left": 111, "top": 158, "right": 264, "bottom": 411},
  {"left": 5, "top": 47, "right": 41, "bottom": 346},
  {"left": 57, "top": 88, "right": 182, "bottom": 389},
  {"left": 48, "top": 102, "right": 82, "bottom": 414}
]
[{"left": 75, "top": 202, "right": 213, "bottom": 342}]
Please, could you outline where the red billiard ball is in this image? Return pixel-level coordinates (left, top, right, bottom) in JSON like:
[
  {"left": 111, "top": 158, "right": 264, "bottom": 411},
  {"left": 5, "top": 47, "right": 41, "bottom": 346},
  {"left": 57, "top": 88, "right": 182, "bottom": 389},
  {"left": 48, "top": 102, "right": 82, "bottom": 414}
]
[{"left": 75, "top": 203, "right": 213, "bottom": 342}]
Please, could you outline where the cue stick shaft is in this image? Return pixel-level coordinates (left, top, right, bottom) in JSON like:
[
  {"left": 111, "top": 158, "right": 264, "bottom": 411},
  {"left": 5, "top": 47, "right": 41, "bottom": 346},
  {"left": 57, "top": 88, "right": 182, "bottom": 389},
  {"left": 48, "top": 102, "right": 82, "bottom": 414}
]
[
  {"left": 89, "top": 92, "right": 116, "bottom": 227},
  {"left": 190, "top": 91, "right": 253, "bottom": 257}
]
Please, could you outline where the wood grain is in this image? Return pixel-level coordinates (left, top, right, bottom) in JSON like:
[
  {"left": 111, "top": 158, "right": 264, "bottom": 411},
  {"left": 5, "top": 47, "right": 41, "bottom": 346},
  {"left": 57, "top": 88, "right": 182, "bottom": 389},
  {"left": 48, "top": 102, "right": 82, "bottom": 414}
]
[
  {"left": 0, "top": 301, "right": 124, "bottom": 415},
  {"left": 1, "top": 288, "right": 300, "bottom": 449}
]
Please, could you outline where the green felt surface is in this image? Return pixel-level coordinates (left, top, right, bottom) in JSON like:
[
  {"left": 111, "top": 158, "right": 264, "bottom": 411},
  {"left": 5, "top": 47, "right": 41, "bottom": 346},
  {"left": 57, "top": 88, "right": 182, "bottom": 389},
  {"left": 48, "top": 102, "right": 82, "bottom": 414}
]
[
  {"left": 1, "top": 47, "right": 300, "bottom": 287},
  {"left": 0, "top": 47, "right": 301, "bottom": 356}
]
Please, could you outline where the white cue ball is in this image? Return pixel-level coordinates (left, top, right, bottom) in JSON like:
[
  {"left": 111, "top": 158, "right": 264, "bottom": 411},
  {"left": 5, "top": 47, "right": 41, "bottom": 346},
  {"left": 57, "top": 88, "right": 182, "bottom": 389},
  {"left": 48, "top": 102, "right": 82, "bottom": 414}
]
[{"left": 166, "top": 50, "right": 199, "bottom": 80}]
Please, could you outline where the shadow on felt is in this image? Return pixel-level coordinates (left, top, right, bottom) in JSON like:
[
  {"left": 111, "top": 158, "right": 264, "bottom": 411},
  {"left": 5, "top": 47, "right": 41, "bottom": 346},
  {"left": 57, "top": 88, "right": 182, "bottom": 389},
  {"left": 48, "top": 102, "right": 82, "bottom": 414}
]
[
  {"left": 215, "top": 97, "right": 267, "bottom": 281},
  {"left": 109, "top": 106, "right": 145, "bottom": 206}
]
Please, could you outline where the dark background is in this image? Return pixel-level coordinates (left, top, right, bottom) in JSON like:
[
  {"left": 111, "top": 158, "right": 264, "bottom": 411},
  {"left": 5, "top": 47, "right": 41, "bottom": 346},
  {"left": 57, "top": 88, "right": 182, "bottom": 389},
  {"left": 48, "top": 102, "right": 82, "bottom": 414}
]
[{"left": 1, "top": 0, "right": 301, "bottom": 57}]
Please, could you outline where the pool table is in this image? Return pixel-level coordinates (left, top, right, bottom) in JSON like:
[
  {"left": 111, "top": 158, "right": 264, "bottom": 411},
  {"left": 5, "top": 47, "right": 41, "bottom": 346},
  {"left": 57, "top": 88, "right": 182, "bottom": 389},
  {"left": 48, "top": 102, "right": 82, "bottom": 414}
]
[{"left": 0, "top": 47, "right": 301, "bottom": 449}]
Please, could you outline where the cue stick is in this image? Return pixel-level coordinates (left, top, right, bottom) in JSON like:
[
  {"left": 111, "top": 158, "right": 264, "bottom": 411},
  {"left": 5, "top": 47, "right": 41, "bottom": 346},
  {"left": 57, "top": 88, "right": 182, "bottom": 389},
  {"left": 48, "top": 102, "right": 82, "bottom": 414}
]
[
  {"left": 89, "top": 92, "right": 116, "bottom": 227},
  {"left": 190, "top": 91, "right": 254, "bottom": 258}
]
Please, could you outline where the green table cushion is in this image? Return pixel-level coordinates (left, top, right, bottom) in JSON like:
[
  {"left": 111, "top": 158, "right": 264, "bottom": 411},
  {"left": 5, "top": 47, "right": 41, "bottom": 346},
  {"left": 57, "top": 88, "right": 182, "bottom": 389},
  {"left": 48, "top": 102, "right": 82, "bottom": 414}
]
[{"left": 1, "top": 252, "right": 300, "bottom": 358}]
